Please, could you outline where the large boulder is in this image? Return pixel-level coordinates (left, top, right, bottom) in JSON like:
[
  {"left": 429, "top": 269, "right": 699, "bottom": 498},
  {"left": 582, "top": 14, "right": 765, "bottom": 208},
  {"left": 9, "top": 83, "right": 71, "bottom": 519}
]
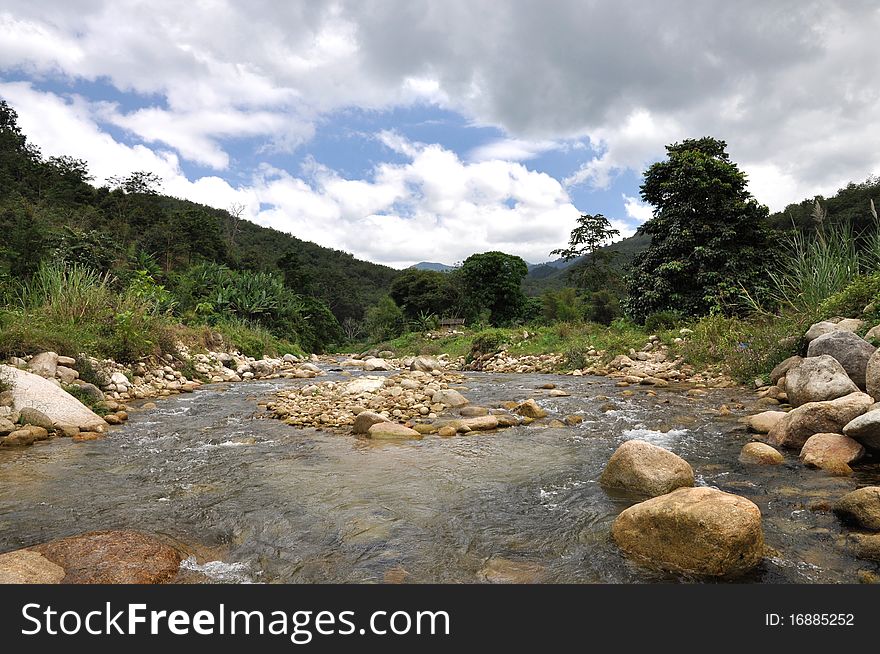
[
  {"left": 352, "top": 411, "right": 390, "bottom": 434},
  {"left": 366, "top": 422, "right": 422, "bottom": 440},
  {"left": 867, "top": 347, "right": 880, "bottom": 401},
  {"left": 410, "top": 356, "right": 443, "bottom": 372},
  {"left": 738, "top": 411, "right": 786, "bottom": 434},
  {"left": 0, "top": 365, "right": 106, "bottom": 431},
  {"left": 600, "top": 440, "right": 694, "bottom": 498},
  {"left": 738, "top": 442, "right": 784, "bottom": 465},
  {"left": 27, "top": 530, "right": 182, "bottom": 583},
  {"left": 833, "top": 487, "right": 880, "bottom": 531},
  {"left": 842, "top": 410, "right": 880, "bottom": 450},
  {"left": 27, "top": 351, "right": 58, "bottom": 378},
  {"left": 342, "top": 377, "right": 386, "bottom": 396},
  {"left": 784, "top": 355, "right": 858, "bottom": 406},
  {"left": 770, "top": 355, "right": 803, "bottom": 385},
  {"left": 766, "top": 392, "right": 873, "bottom": 449},
  {"left": 363, "top": 357, "right": 391, "bottom": 371},
  {"left": 804, "top": 320, "right": 859, "bottom": 343},
  {"left": 432, "top": 389, "right": 469, "bottom": 408},
  {"left": 799, "top": 433, "right": 864, "bottom": 470},
  {"left": 807, "top": 331, "right": 876, "bottom": 390},
  {"left": 611, "top": 487, "right": 764, "bottom": 578}
]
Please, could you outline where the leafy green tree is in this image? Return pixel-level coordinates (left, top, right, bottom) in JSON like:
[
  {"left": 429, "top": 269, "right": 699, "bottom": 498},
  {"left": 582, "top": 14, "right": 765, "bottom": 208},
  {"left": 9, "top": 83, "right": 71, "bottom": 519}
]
[
  {"left": 541, "top": 287, "right": 583, "bottom": 322},
  {"left": 624, "top": 137, "right": 775, "bottom": 323},
  {"left": 389, "top": 268, "right": 460, "bottom": 319},
  {"left": 365, "top": 295, "right": 405, "bottom": 341},
  {"left": 0, "top": 202, "right": 46, "bottom": 278},
  {"left": 551, "top": 213, "right": 620, "bottom": 292},
  {"left": 296, "top": 296, "right": 343, "bottom": 352},
  {"left": 459, "top": 251, "right": 529, "bottom": 326}
]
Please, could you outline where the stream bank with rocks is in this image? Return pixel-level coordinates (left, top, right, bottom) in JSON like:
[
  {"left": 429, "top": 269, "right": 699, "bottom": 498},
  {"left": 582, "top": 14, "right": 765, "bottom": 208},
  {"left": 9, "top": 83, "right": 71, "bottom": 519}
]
[{"left": 2, "top": 316, "right": 880, "bottom": 583}]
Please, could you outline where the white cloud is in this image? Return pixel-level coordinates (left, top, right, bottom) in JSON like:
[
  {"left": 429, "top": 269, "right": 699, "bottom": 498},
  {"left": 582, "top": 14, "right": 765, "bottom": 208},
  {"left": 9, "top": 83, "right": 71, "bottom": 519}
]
[
  {"left": 468, "top": 138, "right": 560, "bottom": 163},
  {"left": 622, "top": 194, "right": 653, "bottom": 225}
]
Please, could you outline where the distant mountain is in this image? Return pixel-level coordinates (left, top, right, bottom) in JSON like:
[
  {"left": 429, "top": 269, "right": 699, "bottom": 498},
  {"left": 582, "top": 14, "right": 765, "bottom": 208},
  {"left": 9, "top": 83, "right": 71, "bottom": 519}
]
[
  {"left": 526, "top": 256, "right": 581, "bottom": 271},
  {"left": 411, "top": 261, "right": 455, "bottom": 272}
]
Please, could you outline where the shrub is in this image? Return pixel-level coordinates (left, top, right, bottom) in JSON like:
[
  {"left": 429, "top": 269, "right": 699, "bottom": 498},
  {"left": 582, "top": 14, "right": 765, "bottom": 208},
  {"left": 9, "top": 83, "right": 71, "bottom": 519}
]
[
  {"left": 470, "top": 328, "right": 510, "bottom": 357},
  {"left": 680, "top": 313, "right": 809, "bottom": 382},
  {"left": 541, "top": 288, "right": 583, "bottom": 323},
  {"left": 643, "top": 310, "right": 681, "bottom": 332},
  {"left": 364, "top": 296, "right": 405, "bottom": 341},
  {"left": 585, "top": 290, "right": 621, "bottom": 325},
  {"left": 819, "top": 272, "right": 880, "bottom": 318}
]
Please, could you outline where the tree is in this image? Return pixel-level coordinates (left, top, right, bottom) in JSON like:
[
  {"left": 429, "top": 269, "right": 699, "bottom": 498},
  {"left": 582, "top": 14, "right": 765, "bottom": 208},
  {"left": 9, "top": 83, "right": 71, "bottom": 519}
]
[
  {"left": 389, "top": 268, "right": 460, "bottom": 319},
  {"left": 623, "top": 137, "right": 775, "bottom": 323},
  {"left": 364, "top": 295, "right": 405, "bottom": 340},
  {"left": 551, "top": 213, "right": 620, "bottom": 292},
  {"left": 459, "top": 251, "right": 529, "bottom": 326}
]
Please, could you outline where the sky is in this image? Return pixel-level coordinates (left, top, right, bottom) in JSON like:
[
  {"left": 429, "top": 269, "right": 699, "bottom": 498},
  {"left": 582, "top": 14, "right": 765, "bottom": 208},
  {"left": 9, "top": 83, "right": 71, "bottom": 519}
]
[{"left": 1, "top": 1, "right": 879, "bottom": 269}]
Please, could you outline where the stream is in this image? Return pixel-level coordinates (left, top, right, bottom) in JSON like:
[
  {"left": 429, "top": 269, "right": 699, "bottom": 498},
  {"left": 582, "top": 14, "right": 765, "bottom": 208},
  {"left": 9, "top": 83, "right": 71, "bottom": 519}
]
[{"left": 1, "top": 366, "right": 878, "bottom": 583}]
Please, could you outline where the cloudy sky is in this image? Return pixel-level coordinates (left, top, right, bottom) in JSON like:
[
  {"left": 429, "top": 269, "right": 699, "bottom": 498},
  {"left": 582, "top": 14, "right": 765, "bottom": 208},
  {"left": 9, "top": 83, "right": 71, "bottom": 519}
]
[{"left": 1, "top": 1, "right": 878, "bottom": 268}]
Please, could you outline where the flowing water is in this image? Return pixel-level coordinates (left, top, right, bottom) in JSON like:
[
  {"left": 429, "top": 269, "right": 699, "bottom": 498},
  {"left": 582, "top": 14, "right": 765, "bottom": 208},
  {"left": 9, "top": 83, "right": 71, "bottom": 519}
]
[{"left": 1, "top": 366, "right": 878, "bottom": 583}]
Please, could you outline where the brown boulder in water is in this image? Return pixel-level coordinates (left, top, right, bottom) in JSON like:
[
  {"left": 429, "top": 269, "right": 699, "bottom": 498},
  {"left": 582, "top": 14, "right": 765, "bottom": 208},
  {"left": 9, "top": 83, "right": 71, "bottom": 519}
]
[
  {"left": 611, "top": 487, "right": 764, "bottom": 577},
  {"left": 28, "top": 530, "right": 182, "bottom": 584}
]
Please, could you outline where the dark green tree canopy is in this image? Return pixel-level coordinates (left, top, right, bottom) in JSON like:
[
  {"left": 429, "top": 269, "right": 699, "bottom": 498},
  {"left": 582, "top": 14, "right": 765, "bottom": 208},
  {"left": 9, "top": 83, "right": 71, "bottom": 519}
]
[
  {"left": 459, "top": 251, "right": 528, "bottom": 326},
  {"left": 389, "top": 268, "right": 460, "bottom": 319},
  {"left": 624, "top": 137, "right": 775, "bottom": 322}
]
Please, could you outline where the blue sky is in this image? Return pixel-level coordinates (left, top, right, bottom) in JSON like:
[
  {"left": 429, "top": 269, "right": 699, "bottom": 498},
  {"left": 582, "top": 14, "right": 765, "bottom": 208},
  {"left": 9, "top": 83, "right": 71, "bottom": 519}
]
[{"left": 1, "top": 1, "right": 877, "bottom": 268}]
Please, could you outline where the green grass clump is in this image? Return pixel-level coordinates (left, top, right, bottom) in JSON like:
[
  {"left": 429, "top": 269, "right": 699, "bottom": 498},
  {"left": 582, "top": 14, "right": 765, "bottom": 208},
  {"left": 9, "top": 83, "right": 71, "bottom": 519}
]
[
  {"left": 679, "top": 313, "right": 810, "bottom": 383},
  {"left": 214, "top": 318, "right": 302, "bottom": 360}
]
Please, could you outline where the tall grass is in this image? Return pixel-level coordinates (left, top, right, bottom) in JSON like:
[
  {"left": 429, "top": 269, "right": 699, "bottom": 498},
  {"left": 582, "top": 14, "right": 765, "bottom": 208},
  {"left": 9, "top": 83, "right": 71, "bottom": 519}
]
[
  {"left": 19, "top": 261, "right": 114, "bottom": 321},
  {"left": 759, "top": 221, "right": 860, "bottom": 314}
]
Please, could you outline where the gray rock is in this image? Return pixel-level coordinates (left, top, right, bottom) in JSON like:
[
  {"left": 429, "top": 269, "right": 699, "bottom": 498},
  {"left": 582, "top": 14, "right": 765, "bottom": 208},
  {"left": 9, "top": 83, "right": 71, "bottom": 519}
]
[
  {"left": 867, "top": 347, "right": 880, "bottom": 401},
  {"left": 432, "top": 389, "right": 469, "bottom": 408},
  {"left": 77, "top": 383, "right": 105, "bottom": 404},
  {"left": 843, "top": 410, "right": 880, "bottom": 450},
  {"left": 0, "top": 365, "right": 106, "bottom": 431},
  {"left": 56, "top": 356, "right": 76, "bottom": 366},
  {"left": 363, "top": 358, "right": 391, "bottom": 371},
  {"left": 784, "top": 355, "right": 858, "bottom": 407},
  {"left": 770, "top": 355, "right": 803, "bottom": 385},
  {"left": 865, "top": 324, "right": 880, "bottom": 342},
  {"left": 0, "top": 418, "right": 17, "bottom": 436},
  {"left": 807, "top": 331, "right": 876, "bottom": 389},
  {"left": 27, "top": 352, "right": 59, "bottom": 378},
  {"left": 55, "top": 365, "right": 79, "bottom": 384},
  {"left": 18, "top": 407, "right": 54, "bottom": 430}
]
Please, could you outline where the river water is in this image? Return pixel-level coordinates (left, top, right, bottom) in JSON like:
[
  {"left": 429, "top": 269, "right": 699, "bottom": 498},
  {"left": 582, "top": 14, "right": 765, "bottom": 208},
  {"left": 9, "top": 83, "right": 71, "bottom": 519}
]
[{"left": 1, "top": 367, "right": 878, "bottom": 583}]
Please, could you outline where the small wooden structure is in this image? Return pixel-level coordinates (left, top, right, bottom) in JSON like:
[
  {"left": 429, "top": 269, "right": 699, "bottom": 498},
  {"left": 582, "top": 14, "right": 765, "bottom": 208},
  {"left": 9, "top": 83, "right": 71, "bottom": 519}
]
[{"left": 439, "top": 318, "right": 465, "bottom": 329}]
